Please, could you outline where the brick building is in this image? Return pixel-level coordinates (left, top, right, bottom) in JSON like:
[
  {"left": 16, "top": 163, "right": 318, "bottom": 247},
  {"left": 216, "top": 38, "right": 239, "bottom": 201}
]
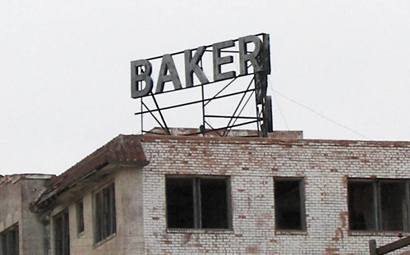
[{"left": 1, "top": 128, "right": 410, "bottom": 254}]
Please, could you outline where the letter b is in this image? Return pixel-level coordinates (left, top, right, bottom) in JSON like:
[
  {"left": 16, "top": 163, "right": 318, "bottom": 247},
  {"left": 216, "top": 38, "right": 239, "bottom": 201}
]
[{"left": 131, "top": 59, "right": 153, "bottom": 98}]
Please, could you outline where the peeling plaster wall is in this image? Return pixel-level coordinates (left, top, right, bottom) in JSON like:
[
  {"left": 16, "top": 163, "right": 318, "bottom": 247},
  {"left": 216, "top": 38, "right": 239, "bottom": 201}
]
[
  {"left": 0, "top": 179, "right": 22, "bottom": 248},
  {"left": 49, "top": 167, "right": 144, "bottom": 255},
  {"left": 141, "top": 137, "right": 410, "bottom": 255},
  {"left": 21, "top": 179, "right": 51, "bottom": 255},
  {"left": 0, "top": 177, "right": 49, "bottom": 255}
]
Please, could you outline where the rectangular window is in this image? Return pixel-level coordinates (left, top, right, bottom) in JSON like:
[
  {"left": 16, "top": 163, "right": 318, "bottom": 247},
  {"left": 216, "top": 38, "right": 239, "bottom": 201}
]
[
  {"left": 274, "top": 178, "right": 306, "bottom": 231},
  {"left": 348, "top": 179, "right": 409, "bottom": 232},
  {"left": 380, "top": 181, "right": 407, "bottom": 231},
  {"left": 95, "top": 183, "right": 116, "bottom": 243},
  {"left": 166, "top": 176, "right": 231, "bottom": 229},
  {"left": 76, "top": 200, "right": 84, "bottom": 234},
  {"left": 348, "top": 181, "right": 376, "bottom": 230},
  {"left": 54, "top": 209, "right": 70, "bottom": 255},
  {"left": 0, "top": 224, "right": 19, "bottom": 255}
]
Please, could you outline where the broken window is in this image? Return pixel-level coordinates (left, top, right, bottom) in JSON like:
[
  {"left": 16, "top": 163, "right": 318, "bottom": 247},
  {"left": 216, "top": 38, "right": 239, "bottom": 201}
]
[
  {"left": 95, "top": 183, "right": 116, "bottom": 243},
  {"left": 274, "top": 178, "right": 306, "bottom": 230},
  {"left": 76, "top": 200, "right": 85, "bottom": 234},
  {"left": 0, "top": 224, "right": 19, "bottom": 255},
  {"left": 54, "top": 209, "right": 70, "bottom": 255},
  {"left": 348, "top": 179, "right": 409, "bottom": 232},
  {"left": 166, "top": 176, "right": 231, "bottom": 229}
]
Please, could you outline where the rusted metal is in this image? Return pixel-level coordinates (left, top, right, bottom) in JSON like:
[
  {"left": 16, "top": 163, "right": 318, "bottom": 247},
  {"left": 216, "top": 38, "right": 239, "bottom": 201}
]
[
  {"left": 263, "top": 96, "right": 273, "bottom": 133},
  {"left": 369, "top": 240, "right": 378, "bottom": 255},
  {"left": 370, "top": 236, "right": 410, "bottom": 254}
]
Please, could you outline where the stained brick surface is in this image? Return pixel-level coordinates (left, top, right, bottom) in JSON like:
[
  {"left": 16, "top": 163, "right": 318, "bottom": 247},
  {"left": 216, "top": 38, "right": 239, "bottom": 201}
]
[{"left": 141, "top": 136, "right": 410, "bottom": 254}]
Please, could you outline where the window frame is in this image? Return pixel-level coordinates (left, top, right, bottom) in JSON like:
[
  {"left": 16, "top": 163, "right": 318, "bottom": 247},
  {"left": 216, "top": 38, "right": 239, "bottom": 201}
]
[
  {"left": 93, "top": 182, "right": 117, "bottom": 244},
  {"left": 273, "top": 177, "right": 307, "bottom": 232},
  {"left": 165, "top": 175, "right": 232, "bottom": 230},
  {"left": 347, "top": 178, "right": 410, "bottom": 233},
  {"left": 53, "top": 209, "right": 70, "bottom": 255},
  {"left": 0, "top": 224, "right": 19, "bottom": 255},
  {"left": 76, "top": 199, "right": 85, "bottom": 235}
]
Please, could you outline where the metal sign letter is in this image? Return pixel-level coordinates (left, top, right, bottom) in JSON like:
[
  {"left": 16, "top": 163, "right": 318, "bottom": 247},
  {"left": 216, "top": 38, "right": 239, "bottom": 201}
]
[
  {"left": 239, "top": 35, "right": 263, "bottom": 75},
  {"left": 155, "top": 54, "right": 182, "bottom": 94},
  {"left": 212, "top": 40, "right": 236, "bottom": 82},
  {"left": 131, "top": 59, "right": 153, "bottom": 98},
  {"left": 184, "top": 46, "right": 209, "bottom": 88}
]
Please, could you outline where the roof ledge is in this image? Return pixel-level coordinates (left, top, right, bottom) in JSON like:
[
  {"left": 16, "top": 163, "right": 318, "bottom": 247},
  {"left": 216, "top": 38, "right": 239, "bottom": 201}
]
[
  {"left": 147, "top": 127, "right": 303, "bottom": 139},
  {"left": 32, "top": 134, "right": 147, "bottom": 212}
]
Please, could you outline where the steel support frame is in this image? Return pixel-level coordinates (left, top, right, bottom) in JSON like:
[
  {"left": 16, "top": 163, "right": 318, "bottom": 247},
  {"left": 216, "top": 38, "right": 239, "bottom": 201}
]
[{"left": 136, "top": 33, "right": 272, "bottom": 137}]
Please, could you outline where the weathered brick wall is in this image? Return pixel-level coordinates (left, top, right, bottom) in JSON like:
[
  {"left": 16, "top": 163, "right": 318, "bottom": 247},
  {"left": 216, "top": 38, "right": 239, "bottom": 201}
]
[{"left": 141, "top": 136, "right": 410, "bottom": 255}]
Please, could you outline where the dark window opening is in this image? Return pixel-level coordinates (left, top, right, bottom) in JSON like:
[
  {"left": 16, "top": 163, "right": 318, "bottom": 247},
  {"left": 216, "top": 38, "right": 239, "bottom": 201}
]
[
  {"left": 274, "top": 178, "right": 306, "bottom": 230},
  {"left": 166, "top": 176, "right": 231, "bottom": 229},
  {"left": 201, "top": 178, "right": 229, "bottom": 228},
  {"left": 348, "top": 181, "right": 376, "bottom": 231},
  {"left": 166, "top": 178, "right": 194, "bottom": 228},
  {"left": 348, "top": 179, "right": 409, "bottom": 232},
  {"left": 0, "top": 224, "right": 19, "bottom": 255},
  {"left": 95, "top": 183, "right": 116, "bottom": 243},
  {"left": 76, "top": 200, "right": 84, "bottom": 234},
  {"left": 380, "top": 181, "right": 406, "bottom": 231},
  {"left": 54, "top": 210, "right": 70, "bottom": 255}
]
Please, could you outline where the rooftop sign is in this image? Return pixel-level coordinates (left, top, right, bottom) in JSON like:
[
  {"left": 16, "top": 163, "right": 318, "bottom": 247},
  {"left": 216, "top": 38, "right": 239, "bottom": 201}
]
[
  {"left": 131, "top": 33, "right": 270, "bottom": 98},
  {"left": 131, "top": 33, "right": 272, "bottom": 137}
]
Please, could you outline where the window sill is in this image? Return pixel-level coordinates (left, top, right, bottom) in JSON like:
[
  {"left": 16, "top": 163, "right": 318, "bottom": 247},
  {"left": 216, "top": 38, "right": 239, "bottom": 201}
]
[
  {"left": 166, "top": 228, "right": 234, "bottom": 234},
  {"left": 275, "top": 230, "right": 307, "bottom": 235},
  {"left": 94, "top": 233, "right": 116, "bottom": 248},
  {"left": 348, "top": 231, "right": 408, "bottom": 237},
  {"left": 77, "top": 231, "right": 85, "bottom": 239}
]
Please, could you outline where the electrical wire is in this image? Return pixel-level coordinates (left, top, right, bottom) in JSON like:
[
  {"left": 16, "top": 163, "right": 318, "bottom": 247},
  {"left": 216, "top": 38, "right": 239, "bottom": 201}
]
[
  {"left": 271, "top": 91, "right": 289, "bottom": 130},
  {"left": 269, "top": 86, "right": 370, "bottom": 140}
]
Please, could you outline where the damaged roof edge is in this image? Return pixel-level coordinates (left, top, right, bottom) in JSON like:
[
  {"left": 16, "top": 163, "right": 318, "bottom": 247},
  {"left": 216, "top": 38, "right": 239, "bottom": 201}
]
[
  {"left": 147, "top": 127, "right": 304, "bottom": 139},
  {"left": 32, "top": 134, "right": 148, "bottom": 212},
  {"left": 0, "top": 174, "right": 55, "bottom": 186},
  {"left": 142, "top": 133, "right": 410, "bottom": 148}
]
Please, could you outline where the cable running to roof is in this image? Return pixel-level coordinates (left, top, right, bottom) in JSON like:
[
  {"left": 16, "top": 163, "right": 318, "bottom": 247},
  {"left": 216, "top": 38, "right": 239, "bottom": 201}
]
[{"left": 270, "top": 86, "right": 370, "bottom": 140}]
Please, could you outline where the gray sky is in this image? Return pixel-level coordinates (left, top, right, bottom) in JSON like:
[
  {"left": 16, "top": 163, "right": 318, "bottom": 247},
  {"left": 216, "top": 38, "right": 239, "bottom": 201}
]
[{"left": 1, "top": 0, "right": 409, "bottom": 175}]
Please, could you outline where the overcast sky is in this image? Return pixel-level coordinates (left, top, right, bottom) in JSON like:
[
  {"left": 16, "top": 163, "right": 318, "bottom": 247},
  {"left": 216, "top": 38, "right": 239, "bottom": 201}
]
[{"left": 1, "top": 0, "right": 409, "bottom": 175}]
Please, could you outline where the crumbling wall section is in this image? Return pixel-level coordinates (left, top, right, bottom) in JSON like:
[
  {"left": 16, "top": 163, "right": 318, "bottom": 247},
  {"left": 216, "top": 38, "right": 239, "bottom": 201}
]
[
  {"left": 21, "top": 178, "right": 51, "bottom": 255},
  {"left": 0, "top": 177, "right": 22, "bottom": 240}
]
